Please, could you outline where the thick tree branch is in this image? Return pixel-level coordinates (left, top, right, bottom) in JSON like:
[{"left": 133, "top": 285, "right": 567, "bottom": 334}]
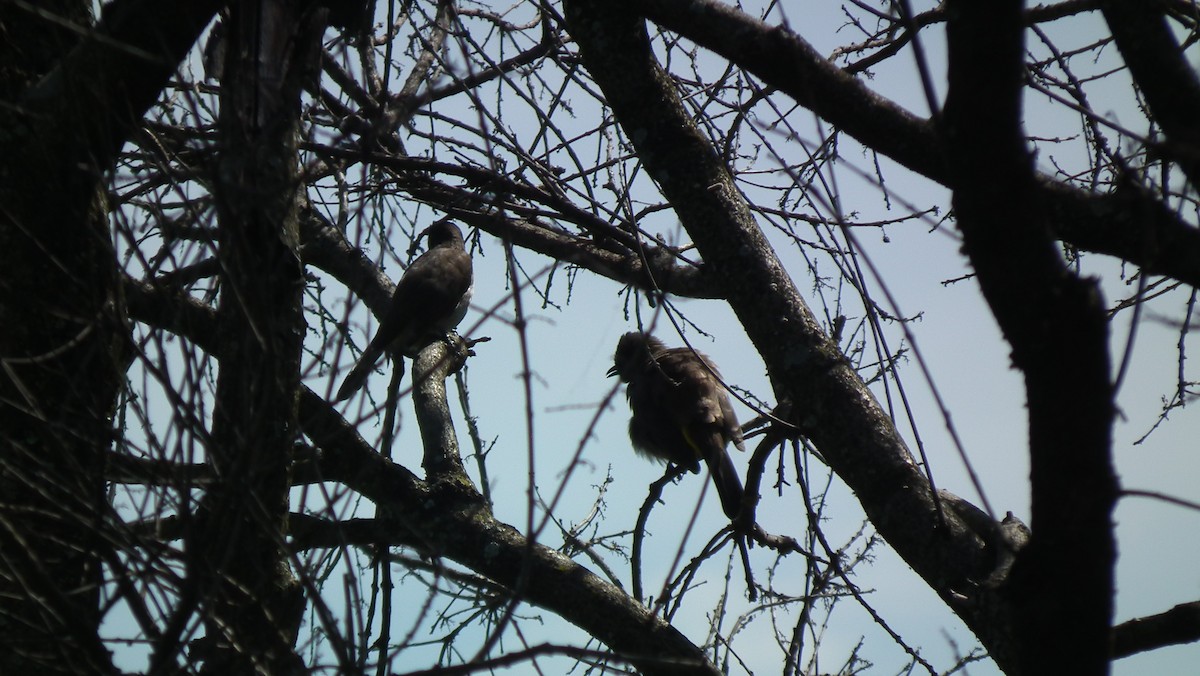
[
  {"left": 943, "top": 1, "right": 1117, "bottom": 673},
  {"left": 298, "top": 201, "right": 398, "bottom": 319},
  {"left": 0, "top": 2, "right": 223, "bottom": 671},
  {"left": 159, "top": 3, "right": 317, "bottom": 671},
  {"left": 1112, "top": 600, "right": 1200, "bottom": 658},
  {"left": 104, "top": 455, "right": 214, "bottom": 485},
  {"left": 1100, "top": 0, "right": 1200, "bottom": 188},
  {"left": 22, "top": 0, "right": 224, "bottom": 196}
]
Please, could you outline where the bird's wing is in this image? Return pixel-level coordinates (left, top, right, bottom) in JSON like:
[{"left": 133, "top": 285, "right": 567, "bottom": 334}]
[
  {"left": 371, "top": 243, "right": 472, "bottom": 355},
  {"left": 716, "top": 387, "right": 745, "bottom": 452},
  {"left": 657, "top": 349, "right": 728, "bottom": 431},
  {"left": 689, "top": 352, "right": 745, "bottom": 452}
]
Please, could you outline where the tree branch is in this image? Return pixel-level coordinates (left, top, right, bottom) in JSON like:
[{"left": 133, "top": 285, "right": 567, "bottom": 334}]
[
  {"left": 299, "top": 344, "right": 722, "bottom": 676},
  {"left": 297, "top": 153, "right": 728, "bottom": 299},
  {"left": 22, "top": 0, "right": 224, "bottom": 192},
  {"left": 943, "top": 1, "right": 1117, "bottom": 672},
  {"left": 1099, "top": 0, "right": 1200, "bottom": 188},
  {"left": 1112, "top": 600, "right": 1200, "bottom": 658}
]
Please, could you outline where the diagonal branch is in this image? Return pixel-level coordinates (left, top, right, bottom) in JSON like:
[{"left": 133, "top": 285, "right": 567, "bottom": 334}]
[
  {"left": 299, "top": 175, "right": 727, "bottom": 300},
  {"left": 21, "top": 0, "right": 224, "bottom": 189},
  {"left": 300, "top": 349, "right": 721, "bottom": 675},
  {"left": 1099, "top": 0, "right": 1200, "bottom": 189}
]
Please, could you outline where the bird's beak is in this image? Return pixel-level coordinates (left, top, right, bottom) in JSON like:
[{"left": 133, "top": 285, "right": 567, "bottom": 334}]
[{"left": 606, "top": 365, "right": 618, "bottom": 378}]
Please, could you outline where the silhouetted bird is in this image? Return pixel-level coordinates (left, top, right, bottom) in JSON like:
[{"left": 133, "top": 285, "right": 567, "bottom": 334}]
[
  {"left": 608, "top": 332, "right": 745, "bottom": 519},
  {"left": 335, "top": 221, "right": 472, "bottom": 401}
]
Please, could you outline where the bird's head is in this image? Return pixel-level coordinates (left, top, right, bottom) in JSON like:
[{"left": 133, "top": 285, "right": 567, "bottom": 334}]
[
  {"left": 608, "top": 331, "right": 665, "bottom": 381},
  {"left": 421, "top": 220, "right": 464, "bottom": 249}
]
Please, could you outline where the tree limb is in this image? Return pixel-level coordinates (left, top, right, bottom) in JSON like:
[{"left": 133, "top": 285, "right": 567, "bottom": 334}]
[
  {"left": 297, "top": 156, "right": 728, "bottom": 299},
  {"left": 1112, "top": 600, "right": 1200, "bottom": 658},
  {"left": 22, "top": 0, "right": 224, "bottom": 190},
  {"left": 1099, "top": 0, "right": 1200, "bottom": 189},
  {"left": 943, "top": 1, "right": 1117, "bottom": 672}
]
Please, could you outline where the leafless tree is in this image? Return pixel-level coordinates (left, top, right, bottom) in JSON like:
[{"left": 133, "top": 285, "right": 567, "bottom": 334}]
[{"left": 1, "top": 0, "right": 1198, "bottom": 674}]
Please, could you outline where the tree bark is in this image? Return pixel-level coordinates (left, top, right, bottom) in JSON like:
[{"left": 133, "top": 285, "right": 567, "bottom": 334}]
[
  {"left": 943, "top": 1, "right": 1117, "bottom": 673},
  {"left": 179, "top": 2, "right": 317, "bottom": 673},
  {"left": 1099, "top": 0, "right": 1200, "bottom": 189},
  {"left": 0, "top": 1, "right": 218, "bottom": 672}
]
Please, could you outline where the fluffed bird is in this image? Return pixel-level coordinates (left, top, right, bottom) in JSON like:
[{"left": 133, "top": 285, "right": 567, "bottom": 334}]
[
  {"left": 607, "top": 331, "right": 745, "bottom": 519},
  {"left": 335, "top": 220, "right": 473, "bottom": 401}
]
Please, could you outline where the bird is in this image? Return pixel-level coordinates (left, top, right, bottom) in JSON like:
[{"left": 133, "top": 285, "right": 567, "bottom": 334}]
[
  {"left": 335, "top": 220, "right": 473, "bottom": 401},
  {"left": 607, "top": 331, "right": 745, "bottom": 519}
]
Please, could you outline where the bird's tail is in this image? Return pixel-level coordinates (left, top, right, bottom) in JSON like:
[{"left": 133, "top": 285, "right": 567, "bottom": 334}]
[
  {"left": 334, "top": 345, "right": 384, "bottom": 401},
  {"left": 706, "top": 445, "right": 745, "bottom": 520}
]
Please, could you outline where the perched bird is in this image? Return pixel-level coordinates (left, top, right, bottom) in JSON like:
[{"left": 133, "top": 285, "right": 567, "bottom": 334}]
[
  {"left": 335, "top": 220, "right": 473, "bottom": 401},
  {"left": 607, "top": 332, "right": 745, "bottom": 519}
]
